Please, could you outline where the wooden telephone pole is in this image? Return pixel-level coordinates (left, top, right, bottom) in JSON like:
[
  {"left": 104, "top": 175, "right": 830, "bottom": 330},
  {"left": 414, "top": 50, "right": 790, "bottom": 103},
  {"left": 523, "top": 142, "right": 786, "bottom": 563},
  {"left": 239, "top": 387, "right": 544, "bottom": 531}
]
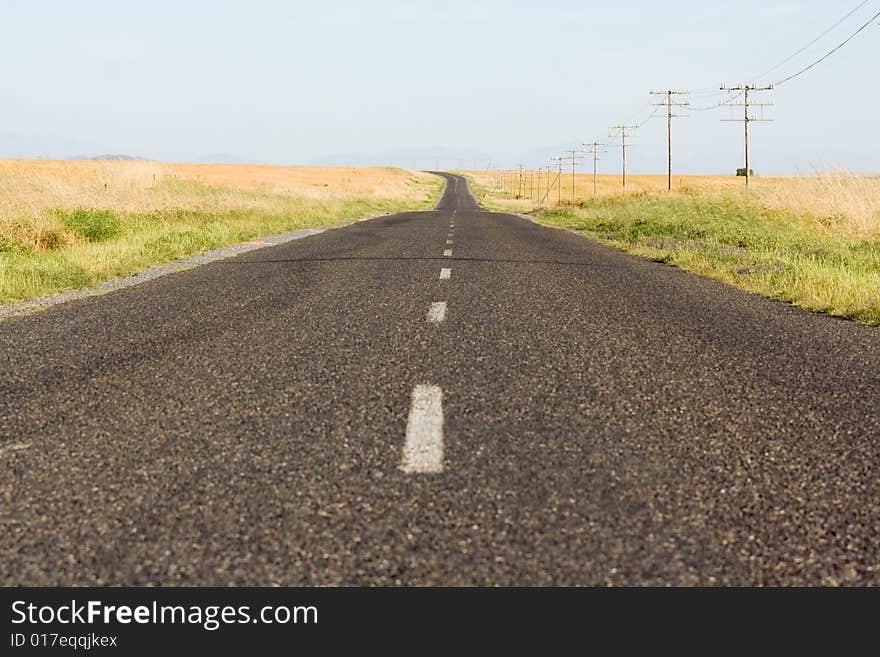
[
  {"left": 558, "top": 150, "right": 584, "bottom": 203},
  {"left": 650, "top": 90, "right": 690, "bottom": 190},
  {"left": 551, "top": 156, "right": 563, "bottom": 204},
  {"left": 583, "top": 142, "right": 608, "bottom": 197},
  {"left": 721, "top": 83, "right": 774, "bottom": 189},
  {"left": 608, "top": 124, "right": 639, "bottom": 190}
]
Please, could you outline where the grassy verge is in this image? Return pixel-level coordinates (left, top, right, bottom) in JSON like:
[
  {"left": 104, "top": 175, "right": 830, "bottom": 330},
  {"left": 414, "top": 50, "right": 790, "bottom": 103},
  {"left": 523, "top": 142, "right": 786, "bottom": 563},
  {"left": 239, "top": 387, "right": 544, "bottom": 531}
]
[
  {"left": 468, "top": 174, "right": 880, "bottom": 325},
  {"left": 0, "top": 170, "right": 442, "bottom": 304}
]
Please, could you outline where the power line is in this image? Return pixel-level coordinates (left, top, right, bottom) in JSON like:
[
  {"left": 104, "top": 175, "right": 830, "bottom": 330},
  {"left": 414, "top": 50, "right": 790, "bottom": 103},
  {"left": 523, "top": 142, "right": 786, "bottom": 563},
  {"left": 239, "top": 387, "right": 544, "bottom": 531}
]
[
  {"left": 753, "top": 0, "right": 873, "bottom": 82},
  {"left": 638, "top": 3, "right": 876, "bottom": 115},
  {"left": 690, "top": 91, "right": 742, "bottom": 112},
  {"left": 500, "top": 6, "right": 877, "bottom": 189},
  {"left": 616, "top": 104, "right": 663, "bottom": 134},
  {"left": 775, "top": 7, "right": 880, "bottom": 86},
  {"left": 636, "top": 105, "right": 662, "bottom": 127}
]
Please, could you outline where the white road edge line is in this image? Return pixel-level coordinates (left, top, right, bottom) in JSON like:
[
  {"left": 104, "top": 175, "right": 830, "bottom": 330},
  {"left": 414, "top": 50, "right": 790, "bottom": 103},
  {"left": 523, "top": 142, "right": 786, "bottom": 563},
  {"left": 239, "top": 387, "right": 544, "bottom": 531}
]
[
  {"left": 427, "top": 301, "right": 447, "bottom": 323},
  {"left": 401, "top": 385, "right": 444, "bottom": 474},
  {"left": 443, "top": 249, "right": 452, "bottom": 257},
  {"left": 439, "top": 268, "right": 451, "bottom": 280}
]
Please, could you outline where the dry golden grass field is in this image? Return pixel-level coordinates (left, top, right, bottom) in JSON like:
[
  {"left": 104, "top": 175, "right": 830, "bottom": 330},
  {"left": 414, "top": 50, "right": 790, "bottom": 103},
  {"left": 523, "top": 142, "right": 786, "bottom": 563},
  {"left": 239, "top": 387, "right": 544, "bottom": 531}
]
[
  {"left": 466, "top": 169, "right": 880, "bottom": 324},
  {"left": 466, "top": 170, "right": 880, "bottom": 235},
  {"left": 165, "top": 163, "right": 434, "bottom": 199},
  {"left": 0, "top": 160, "right": 434, "bottom": 239},
  {"left": 4, "top": 158, "right": 879, "bottom": 324},
  {"left": 0, "top": 159, "right": 440, "bottom": 304}
]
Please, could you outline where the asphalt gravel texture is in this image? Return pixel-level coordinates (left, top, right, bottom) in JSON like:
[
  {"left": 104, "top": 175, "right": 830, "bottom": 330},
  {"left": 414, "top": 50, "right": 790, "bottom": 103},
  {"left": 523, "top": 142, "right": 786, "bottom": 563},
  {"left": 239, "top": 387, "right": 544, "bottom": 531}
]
[{"left": 1, "top": 173, "right": 879, "bottom": 586}]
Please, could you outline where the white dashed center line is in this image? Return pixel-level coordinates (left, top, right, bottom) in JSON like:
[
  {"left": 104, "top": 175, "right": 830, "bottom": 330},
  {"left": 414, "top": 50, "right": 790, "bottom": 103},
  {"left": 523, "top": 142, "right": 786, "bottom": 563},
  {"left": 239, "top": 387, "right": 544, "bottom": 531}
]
[
  {"left": 439, "top": 268, "right": 451, "bottom": 280},
  {"left": 446, "top": 238, "right": 453, "bottom": 245},
  {"left": 0, "top": 443, "right": 30, "bottom": 456},
  {"left": 401, "top": 385, "right": 444, "bottom": 474},
  {"left": 443, "top": 249, "right": 452, "bottom": 257},
  {"left": 427, "top": 301, "right": 447, "bottom": 323}
]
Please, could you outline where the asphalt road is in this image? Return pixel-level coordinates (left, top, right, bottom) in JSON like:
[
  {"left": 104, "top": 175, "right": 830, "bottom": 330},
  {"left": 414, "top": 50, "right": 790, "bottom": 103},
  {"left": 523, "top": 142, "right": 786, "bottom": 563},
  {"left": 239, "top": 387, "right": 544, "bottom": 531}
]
[{"left": 1, "top": 173, "right": 879, "bottom": 586}]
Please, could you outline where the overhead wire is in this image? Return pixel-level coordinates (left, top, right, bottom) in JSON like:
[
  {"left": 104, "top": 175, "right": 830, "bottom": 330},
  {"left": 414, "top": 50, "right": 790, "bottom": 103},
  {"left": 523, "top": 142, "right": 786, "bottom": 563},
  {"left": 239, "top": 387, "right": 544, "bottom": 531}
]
[
  {"left": 512, "top": 4, "right": 879, "bottom": 164},
  {"left": 636, "top": 105, "right": 662, "bottom": 127},
  {"left": 775, "top": 7, "right": 880, "bottom": 86},
  {"left": 662, "top": 2, "right": 878, "bottom": 112},
  {"left": 753, "top": 0, "right": 873, "bottom": 82},
  {"left": 690, "top": 91, "right": 742, "bottom": 112}
]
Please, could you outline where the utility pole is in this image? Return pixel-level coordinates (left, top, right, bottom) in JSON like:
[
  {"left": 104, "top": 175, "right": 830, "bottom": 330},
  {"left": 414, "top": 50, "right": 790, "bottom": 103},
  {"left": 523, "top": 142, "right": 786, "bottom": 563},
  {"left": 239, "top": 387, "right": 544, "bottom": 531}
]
[
  {"left": 538, "top": 158, "right": 562, "bottom": 206},
  {"left": 558, "top": 150, "right": 584, "bottom": 204},
  {"left": 538, "top": 164, "right": 553, "bottom": 205},
  {"left": 721, "top": 83, "right": 774, "bottom": 189},
  {"left": 650, "top": 89, "right": 690, "bottom": 191},
  {"left": 544, "top": 165, "right": 550, "bottom": 203},
  {"left": 546, "top": 164, "right": 552, "bottom": 202},
  {"left": 517, "top": 164, "right": 525, "bottom": 197},
  {"left": 583, "top": 142, "right": 607, "bottom": 197},
  {"left": 551, "top": 156, "right": 563, "bottom": 204},
  {"left": 608, "top": 124, "right": 639, "bottom": 190}
]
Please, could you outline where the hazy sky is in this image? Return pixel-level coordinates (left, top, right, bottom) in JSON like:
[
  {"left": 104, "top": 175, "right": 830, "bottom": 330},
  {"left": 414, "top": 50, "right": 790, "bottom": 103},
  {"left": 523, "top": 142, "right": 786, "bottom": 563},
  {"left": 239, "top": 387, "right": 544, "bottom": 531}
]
[{"left": 3, "top": 0, "right": 879, "bottom": 173}]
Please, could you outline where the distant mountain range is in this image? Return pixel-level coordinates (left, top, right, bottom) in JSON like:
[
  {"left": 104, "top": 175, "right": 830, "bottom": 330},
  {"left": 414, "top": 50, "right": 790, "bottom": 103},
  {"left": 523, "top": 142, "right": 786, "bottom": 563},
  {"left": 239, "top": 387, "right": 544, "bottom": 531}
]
[
  {"left": 8, "top": 134, "right": 870, "bottom": 173},
  {"left": 309, "top": 146, "right": 492, "bottom": 170},
  {"left": 71, "top": 154, "right": 149, "bottom": 161},
  {"left": 0, "top": 135, "right": 540, "bottom": 170},
  {"left": 0, "top": 133, "right": 496, "bottom": 170}
]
